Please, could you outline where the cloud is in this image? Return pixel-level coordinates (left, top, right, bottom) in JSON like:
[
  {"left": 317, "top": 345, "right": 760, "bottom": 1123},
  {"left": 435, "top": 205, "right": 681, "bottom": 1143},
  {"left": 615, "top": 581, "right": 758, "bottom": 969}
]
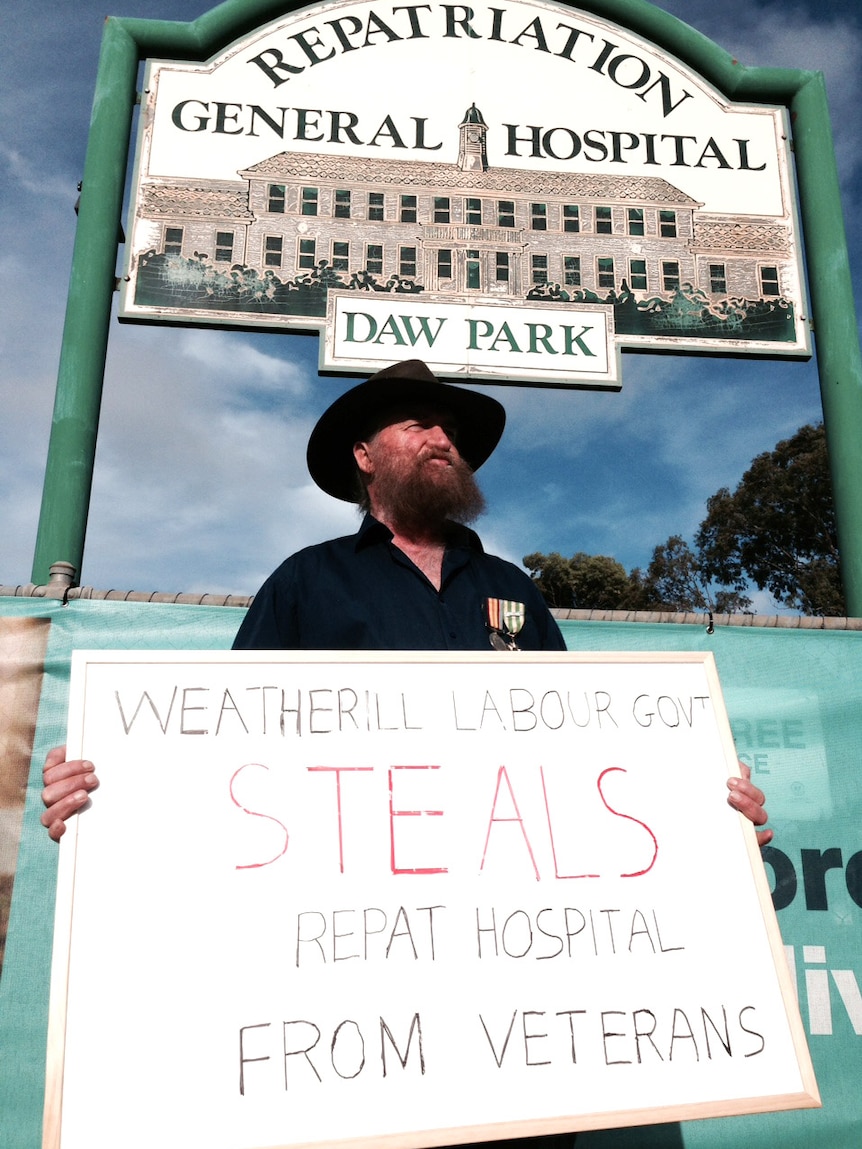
[
  {"left": 0, "top": 142, "right": 74, "bottom": 203},
  {"left": 76, "top": 325, "right": 358, "bottom": 594},
  {"left": 177, "top": 328, "right": 310, "bottom": 393},
  {"left": 656, "top": 0, "right": 862, "bottom": 194}
]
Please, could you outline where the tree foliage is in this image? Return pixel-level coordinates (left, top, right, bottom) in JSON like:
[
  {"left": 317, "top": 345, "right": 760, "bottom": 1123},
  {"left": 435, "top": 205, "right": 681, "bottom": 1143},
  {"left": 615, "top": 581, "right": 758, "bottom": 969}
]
[
  {"left": 695, "top": 423, "right": 844, "bottom": 616},
  {"left": 633, "top": 535, "right": 752, "bottom": 614},
  {"left": 522, "top": 551, "right": 576, "bottom": 609},
  {"left": 525, "top": 423, "right": 844, "bottom": 617},
  {"left": 523, "top": 551, "right": 638, "bottom": 610}
]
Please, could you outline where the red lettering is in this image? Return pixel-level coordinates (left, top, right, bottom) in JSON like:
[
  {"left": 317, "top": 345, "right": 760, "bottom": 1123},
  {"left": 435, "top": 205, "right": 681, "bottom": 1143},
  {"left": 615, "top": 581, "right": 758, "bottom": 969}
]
[
  {"left": 230, "top": 763, "right": 289, "bottom": 870},
  {"left": 480, "top": 766, "right": 540, "bottom": 880},
  {"left": 597, "top": 767, "right": 658, "bottom": 877},
  {"left": 540, "top": 765, "right": 599, "bottom": 879},
  {"left": 389, "top": 765, "right": 447, "bottom": 874},
  {"left": 307, "top": 766, "right": 374, "bottom": 872}
]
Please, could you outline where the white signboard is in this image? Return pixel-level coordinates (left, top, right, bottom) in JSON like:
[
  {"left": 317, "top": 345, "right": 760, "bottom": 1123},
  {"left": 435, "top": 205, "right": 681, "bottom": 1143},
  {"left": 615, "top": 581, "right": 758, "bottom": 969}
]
[
  {"left": 325, "top": 292, "right": 618, "bottom": 385},
  {"left": 119, "top": 0, "right": 811, "bottom": 383},
  {"left": 44, "top": 651, "right": 819, "bottom": 1149}
]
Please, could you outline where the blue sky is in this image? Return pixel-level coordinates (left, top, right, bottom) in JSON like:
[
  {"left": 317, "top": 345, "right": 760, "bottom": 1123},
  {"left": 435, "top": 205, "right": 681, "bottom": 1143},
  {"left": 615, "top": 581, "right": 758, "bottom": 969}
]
[{"left": 2, "top": 0, "right": 860, "bottom": 605}]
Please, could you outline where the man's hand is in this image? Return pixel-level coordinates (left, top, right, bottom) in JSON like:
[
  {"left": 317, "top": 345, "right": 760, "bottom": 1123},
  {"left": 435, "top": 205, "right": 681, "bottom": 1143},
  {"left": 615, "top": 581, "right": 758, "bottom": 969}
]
[
  {"left": 41, "top": 745, "right": 99, "bottom": 842},
  {"left": 727, "top": 762, "right": 772, "bottom": 848}
]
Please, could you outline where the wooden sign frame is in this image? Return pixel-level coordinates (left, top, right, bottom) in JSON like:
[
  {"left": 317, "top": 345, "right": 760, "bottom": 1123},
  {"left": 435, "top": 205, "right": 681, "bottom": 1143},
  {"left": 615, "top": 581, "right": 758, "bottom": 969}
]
[{"left": 44, "top": 651, "right": 819, "bottom": 1149}]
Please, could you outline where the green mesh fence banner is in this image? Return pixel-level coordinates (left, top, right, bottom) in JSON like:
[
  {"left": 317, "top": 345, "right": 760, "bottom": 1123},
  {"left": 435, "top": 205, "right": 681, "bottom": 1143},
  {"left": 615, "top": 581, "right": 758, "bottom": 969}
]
[{"left": 0, "top": 599, "right": 858, "bottom": 1148}]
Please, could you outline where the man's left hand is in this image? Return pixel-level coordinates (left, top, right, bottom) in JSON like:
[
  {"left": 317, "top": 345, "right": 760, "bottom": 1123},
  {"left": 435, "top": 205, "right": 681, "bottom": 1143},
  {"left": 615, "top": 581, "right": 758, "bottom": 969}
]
[{"left": 727, "top": 762, "right": 773, "bottom": 848}]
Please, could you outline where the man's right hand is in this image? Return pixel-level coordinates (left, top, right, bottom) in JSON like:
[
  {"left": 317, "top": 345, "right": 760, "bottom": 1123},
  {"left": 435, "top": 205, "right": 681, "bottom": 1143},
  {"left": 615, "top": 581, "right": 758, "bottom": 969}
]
[{"left": 41, "top": 745, "right": 99, "bottom": 841}]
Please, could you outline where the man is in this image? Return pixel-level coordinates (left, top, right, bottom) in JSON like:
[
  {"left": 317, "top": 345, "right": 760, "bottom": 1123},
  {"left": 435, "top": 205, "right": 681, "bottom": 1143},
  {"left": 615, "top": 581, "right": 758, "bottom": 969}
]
[
  {"left": 232, "top": 357, "right": 566, "bottom": 653},
  {"left": 42, "top": 357, "right": 772, "bottom": 840},
  {"left": 40, "top": 359, "right": 771, "bottom": 1148}
]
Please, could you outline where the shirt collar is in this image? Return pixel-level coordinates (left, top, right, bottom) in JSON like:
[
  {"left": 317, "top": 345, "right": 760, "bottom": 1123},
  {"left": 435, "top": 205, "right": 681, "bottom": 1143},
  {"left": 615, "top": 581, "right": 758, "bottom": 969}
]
[{"left": 355, "top": 513, "right": 484, "bottom": 554}]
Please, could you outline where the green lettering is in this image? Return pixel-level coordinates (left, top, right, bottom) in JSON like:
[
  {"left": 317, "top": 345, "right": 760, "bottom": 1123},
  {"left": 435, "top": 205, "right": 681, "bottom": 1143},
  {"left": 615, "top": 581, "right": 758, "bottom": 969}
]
[
  {"left": 562, "top": 325, "right": 597, "bottom": 356},
  {"left": 372, "top": 315, "right": 409, "bottom": 345},
  {"left": 467, "top": 319, "right": 494, "bottom": 349},
  {"left": 489, "top": 322, "right": 521, "bottom": 353},
  {"left": 344, "top": 312, "right": 377, "bottom": 342},
  {"left": 401, "top": 316, "right": 446, "bottom": 347},
  {"left": 527, "top": 323, "right": 557, "bottom": 354}
]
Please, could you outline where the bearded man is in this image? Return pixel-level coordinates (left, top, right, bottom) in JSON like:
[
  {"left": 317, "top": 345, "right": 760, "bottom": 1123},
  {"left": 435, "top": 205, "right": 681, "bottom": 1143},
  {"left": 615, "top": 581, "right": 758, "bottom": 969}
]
[{"left": 231, "top": 357, "right": 567, "bottom": 652}]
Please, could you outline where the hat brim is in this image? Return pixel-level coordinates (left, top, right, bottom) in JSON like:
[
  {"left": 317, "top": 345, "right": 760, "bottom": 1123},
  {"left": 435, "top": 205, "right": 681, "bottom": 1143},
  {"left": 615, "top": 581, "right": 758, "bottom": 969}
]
[{"left": 307, "top": 365, "right": 506, "bottom": 502}]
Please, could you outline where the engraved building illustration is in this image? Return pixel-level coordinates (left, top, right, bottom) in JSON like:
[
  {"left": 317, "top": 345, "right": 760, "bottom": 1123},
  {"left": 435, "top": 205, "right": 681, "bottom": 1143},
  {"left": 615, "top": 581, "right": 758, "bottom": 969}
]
[{"left": 128, "top": 105, "right": 797, "bottom": 342}]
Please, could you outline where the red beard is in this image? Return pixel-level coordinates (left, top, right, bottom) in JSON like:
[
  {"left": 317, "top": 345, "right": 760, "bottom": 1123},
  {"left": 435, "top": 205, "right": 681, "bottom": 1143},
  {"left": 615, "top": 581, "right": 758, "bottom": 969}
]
[{"left": 367, "top": 444, "right": 487, "bottom": 532}]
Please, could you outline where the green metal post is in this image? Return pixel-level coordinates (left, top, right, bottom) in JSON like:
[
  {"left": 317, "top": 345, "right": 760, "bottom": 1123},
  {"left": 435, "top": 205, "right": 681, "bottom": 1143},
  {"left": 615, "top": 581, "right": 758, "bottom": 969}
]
[
  {"left": 31, "top": 19, "right": 139, "bottom": 586},
  {"left": 30, "top": 1, "right": 289, "bottom": 585},
  {"left": 792, "top": 74, "right": 862, "bottom": 616}
]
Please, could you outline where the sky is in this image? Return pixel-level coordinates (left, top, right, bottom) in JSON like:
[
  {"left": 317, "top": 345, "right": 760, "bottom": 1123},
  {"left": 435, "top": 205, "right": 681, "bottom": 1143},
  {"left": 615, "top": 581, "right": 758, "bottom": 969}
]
[{"left": 2, "top": 0, "right": 860, "bottom": 606}]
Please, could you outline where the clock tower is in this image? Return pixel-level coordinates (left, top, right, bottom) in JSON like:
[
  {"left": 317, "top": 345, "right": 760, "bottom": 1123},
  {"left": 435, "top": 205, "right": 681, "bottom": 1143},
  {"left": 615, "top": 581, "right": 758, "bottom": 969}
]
[{"left": 458, "top": 103, "right": 489, "bottom": 172}]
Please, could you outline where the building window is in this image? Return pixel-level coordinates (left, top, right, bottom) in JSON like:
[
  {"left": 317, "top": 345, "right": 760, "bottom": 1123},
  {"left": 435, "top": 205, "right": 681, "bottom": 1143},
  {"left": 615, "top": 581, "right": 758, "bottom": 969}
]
[
  {"left": 531, "top": 254, "right": 548, "bottom": 285},
  {"left": 267, "top": 184, "right": 285, "bottom": 213},
  {"left": 596, "top": 206, "right": 613, "bottom": 234},
  {"left": 709, "top": 263, "right": 728, "bottom": 294},
  {"left": 264, "top": 235, "right": 283, "bottom": 268},
  {"left": 164, "top": 227, "right": 183, "bottom": 256},
  {"left": 563, "top": 255, "right": 581, "bottom": 287},
  {"left": 563, "top": 204, "right": 580, "bottom": 233},
  {"left": 466, "top": 249, "right": 480, "bottom": 289},
  {"left": 597, "top": 257, "right": 615, "bottom": 289},
  {"left": 466, "top": 197, "right": 482, "bottom": 225},
  {"left": 437, "top": 248, "right": 453, "bottom": 278},
  {"left": 331, "top": 241, "right": 349, "bottom": 272},
  {"left": 662, "top": 260, "right": 680, "bottom": 291},
  {"left": 498, "top": 200, "right": 515, "bottom": 228},
  {"left": 334, "top": 190, "right": 351, "bottom": 218},
  {"left": 531, "top": 203, "right": 547, "bottom": 231},
  {"left": 298, "top": 238, "right": 316, "bottom": 269},
  {"left": 214, "top": 231, "right": 234, "bottom": 263},
  {"left": 629, "top": 259, "right": 647, "bottom": 291},
  {"left": 434, "top": 197, "right": 450, "bottom": 223},
  {"left": 496, "top": 252, "right": 510, "bottom": 282},
  {"left": 660, "top": 210, "right": 677, "bottom": 238},
  {"left": 399, "top": 246, "right": 417, "bottom": 278},
  {"left": 627, "top": 208, "right": 644, "bottom": 236},
  {"left": 400, "top": 194, "right": 417, "bottom": 223},
  {"left": 366, "top": 244, "right": 383, "bottom": 276},
  {"left": 760, "top": 265, "right": 780, "bottom": 296},
  {"left": 368, "top": 192, "right": 384, "bottom": 221},
  {"left": 301, "top": 187, "right": 318, "bottom": 216}
]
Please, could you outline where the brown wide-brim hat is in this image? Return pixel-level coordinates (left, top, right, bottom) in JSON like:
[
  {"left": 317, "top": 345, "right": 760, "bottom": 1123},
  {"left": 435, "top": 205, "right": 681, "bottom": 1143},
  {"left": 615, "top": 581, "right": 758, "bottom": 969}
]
[{"left": 307, "top": 360, "right": 506, "bottom": 502}]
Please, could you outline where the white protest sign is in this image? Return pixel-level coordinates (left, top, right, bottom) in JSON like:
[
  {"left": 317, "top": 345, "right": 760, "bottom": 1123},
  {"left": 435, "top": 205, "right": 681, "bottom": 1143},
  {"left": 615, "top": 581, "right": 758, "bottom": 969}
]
[{"left": 44, "top": 651, "right": 818, "bottom": 1149}]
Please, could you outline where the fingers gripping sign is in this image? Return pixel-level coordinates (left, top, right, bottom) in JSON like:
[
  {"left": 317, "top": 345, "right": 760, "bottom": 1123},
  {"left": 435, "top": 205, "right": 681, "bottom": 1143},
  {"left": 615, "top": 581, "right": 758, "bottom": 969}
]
[
  {"left": 727, "top": 761, "right": 773, "bottom": 849},
  {"left": 41, "top": 744, "right": 99, "bottom": 842}
]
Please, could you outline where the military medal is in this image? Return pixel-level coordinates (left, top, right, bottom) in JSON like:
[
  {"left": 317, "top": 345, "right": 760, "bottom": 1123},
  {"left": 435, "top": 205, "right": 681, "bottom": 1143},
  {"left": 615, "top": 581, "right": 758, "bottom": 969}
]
[{"left": 485, "top": 598, "right": 526, "bottom": 650}]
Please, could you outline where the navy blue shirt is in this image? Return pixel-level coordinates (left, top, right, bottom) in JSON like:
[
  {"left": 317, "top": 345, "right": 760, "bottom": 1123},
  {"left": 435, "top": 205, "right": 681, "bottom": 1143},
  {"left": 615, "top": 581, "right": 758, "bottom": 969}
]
[{"left": 233, "top": 515, "right": 566, "bottom": 652}]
